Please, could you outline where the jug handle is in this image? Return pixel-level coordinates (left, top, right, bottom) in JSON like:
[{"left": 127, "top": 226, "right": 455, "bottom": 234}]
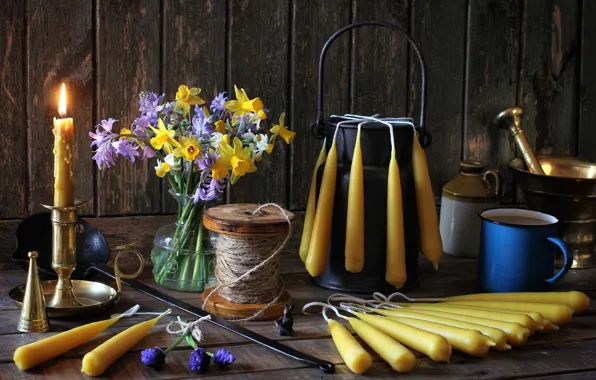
[
  {"left": 482, "top": 170, "right": 501, "bottom": 200},
  {"left": 309, "top": 21, "right": 430, "bottom": 148}
]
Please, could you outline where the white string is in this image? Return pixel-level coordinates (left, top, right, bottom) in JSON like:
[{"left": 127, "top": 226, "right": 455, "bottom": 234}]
[
  {"left": 326, "top": 293, "right": 378, "bottom": 307},
  {"left": 338, "top": 302, "right": 372, "bottom": 314},
  {"left": 302, "top": 301, "right": 349, "bottom": 322},
  {"left": 166, "top": 315, "right": 212, "bottom": 343},
  {"left": 110, "top": 304, "right": 170, "bottom": 319},
  {"left": 373, "top": 291, "right": 417, "bottom": 302}
]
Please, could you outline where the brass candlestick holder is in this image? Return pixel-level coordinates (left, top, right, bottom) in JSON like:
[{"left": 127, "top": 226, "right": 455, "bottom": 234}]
[{"left": 41, "top": 199, "right": 89, "bottom": 308}]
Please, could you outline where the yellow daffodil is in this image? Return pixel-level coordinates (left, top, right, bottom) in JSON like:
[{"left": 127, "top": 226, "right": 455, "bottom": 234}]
[
  {"left": 173, "top": 85, "right": 205, "bottom": 115},
  {"left": 173, "top": 135, "right": 200, "bottom": 161},
  {"left": 150, "top": 119, "right": 180, "bottom": 153},
  {"left": 155, "top": 162, "right": 170, "bottom": 177},
  {"left": 120, "top": 127, "right": 133, "bottom": 139},
  {"left": 224, "top": 85, "right": 267, "bottom": 120},
  {"left": 270, "top": 112, "right": 295, "bottom": 144},
  {"left": 254, "top": 134, "right": 274, "bottom": 161},
  {"left": 213, "top": 136, "right": 256, "bottom": 184},
  {"left": 214, "top": 120, "right": 227, "bottom": 134}
]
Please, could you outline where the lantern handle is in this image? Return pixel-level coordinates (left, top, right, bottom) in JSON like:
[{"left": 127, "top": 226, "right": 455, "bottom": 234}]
[{"left": 310, "top": 20, "right": 430, "bottom": 148}]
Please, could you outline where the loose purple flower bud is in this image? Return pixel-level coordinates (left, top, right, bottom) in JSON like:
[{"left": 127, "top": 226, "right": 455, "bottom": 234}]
[
  {"left": 141, "top": 347, "right": 166, "bottom": 370},
  {"left": 189, "top": 348, "right": 211, "bottom": 373},
  {"left": 213, "top": 348, "right": 236, "bottom": 368}
]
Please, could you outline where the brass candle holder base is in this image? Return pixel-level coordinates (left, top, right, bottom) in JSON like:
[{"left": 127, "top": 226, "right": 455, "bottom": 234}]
[{"left": 42, "top": 199, "right": 89, "bottom": 309}]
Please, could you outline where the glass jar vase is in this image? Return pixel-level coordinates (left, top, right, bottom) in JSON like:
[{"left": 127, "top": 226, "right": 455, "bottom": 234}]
[{"left": 150, "top": 192, "right": 216, "bottom": 292}]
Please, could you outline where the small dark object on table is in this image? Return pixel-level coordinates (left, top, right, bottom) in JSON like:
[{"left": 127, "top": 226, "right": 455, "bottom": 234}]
[{"left": 275, "top": 303, "right": 294, "bottom": 336}]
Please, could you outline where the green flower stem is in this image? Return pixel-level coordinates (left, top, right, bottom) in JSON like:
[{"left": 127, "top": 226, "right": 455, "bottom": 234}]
[
  {"left": 176, "top": 205, "right": 198, "bottom": 248},
  {"left": 191, "top": 207, "right": 205, "bottom": 285},
  {"left": 164, "top": 329, "right": 190, "bottom": 354},
  {"left": 184, "top": 161, "right": 193, "bottom": 194}
]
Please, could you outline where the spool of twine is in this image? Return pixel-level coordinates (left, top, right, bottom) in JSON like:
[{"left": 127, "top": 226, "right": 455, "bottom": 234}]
[{"left": 201, "top": 203, "right": 294, "bottom": 322}]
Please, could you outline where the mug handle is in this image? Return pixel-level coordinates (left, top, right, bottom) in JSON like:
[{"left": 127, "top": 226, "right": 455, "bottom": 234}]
[{"left": 544, "top": 237, "right": 573, "bottom": 284}]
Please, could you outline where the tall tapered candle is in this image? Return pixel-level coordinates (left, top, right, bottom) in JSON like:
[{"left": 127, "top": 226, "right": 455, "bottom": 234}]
[
  {"left": 53, "top": 83, "right": 75, "bottom": 207},
  {"left": 299, "top": 141, "right": 327, "bottom": 262},
  {"left": 306, "top": 139, "right": 337, "bottom": 277},
  {"left": 328, "top": 319, "right": 372, "bottom": 374},
  {"left": 345, "top": 126, "right": 365, "bottom": 273},
  {"left": 386, "top": 135, "right": 406, "bottom": 287}
]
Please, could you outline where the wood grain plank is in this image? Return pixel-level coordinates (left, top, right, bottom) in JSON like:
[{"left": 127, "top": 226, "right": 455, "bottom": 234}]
[
  {"left": 27, "top": 0, "right": 94, "bottom": 215},
  {"left": 351, "top": 0, "right": 409, "bottom": 117},
  {"left": 409, "top": 0, "right": 466, "bottom": 202},
  {"left": 97, "top": 0, "right": 161, "bottom": 216},
  {"left": 519, "top": 0, "right": 580, "bottom": 158},
  {"left": 579, "top": 0, "right": 596, "bottom": 162},
  {"left": 161, "top": 0, "right": 227, "bottom": 212},
  {"left": 227, "top": 0, "right": 290, "bottom": 205},
  {"left": 464, "top": 0, "right": 522, "bottom": 203},
  {"left": 0, "top": 0, "right": 26, "bottom": 219},
  {"left": 289, "top": 0, "right": 350, "bottom": 210}
]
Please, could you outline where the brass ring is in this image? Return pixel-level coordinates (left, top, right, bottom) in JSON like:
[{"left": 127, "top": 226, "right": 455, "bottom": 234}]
[{"left": 113, "top": 250, "right": 145, "bottom": 294}]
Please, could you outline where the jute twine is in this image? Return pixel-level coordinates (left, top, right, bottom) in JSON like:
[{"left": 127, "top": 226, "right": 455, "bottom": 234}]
[{"left": 201, "top": 203, "right": 292, "bottom": 322}]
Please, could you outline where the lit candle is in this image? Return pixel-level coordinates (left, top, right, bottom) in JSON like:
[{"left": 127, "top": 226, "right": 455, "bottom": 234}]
[
  {"left": 53, "top": 83, "right": 75, "bottom": 207},
  {"left": 345, "top": 127, "right": 365, "bottom": 273},
  {"left": 299, "top": 141, "right": 327, "bottom": 262},
  {"left": 81, "top": 311, "right": 168, "bottom": 376},
  {"left": 386, "top": 148, "right": 406, "bottom": 287},
  {"left": 328, "top": 319, "right": 372, "bottom": 374},
  {"left": 14, "top": 314, "right": 122, "bottom": 370},
  {"left": 306, "top": 139, "right": 337, "bottom": 277}
]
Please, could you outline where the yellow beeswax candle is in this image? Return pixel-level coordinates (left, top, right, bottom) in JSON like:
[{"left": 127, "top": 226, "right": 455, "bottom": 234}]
[
  {"left": 386, "top": 316, "right": 495, "bottom": 357},
  {"left": 306, "top": 139, "right": 337, "bottom": 277},
  {"left": 345, "top": 127, "right": 365, "bottom": 273},
  {"left": 372, "top": 308, "right": 511, "bottom": 351},
  {"left": 53, "top": 83, "right": 75, "bottom": 207},
  {"left": 431, "top": 291, "right": 590, "bottom": 313},
  {"left": 398, "top": 303, "right": 542, "bottom": 332},
  {"left": 397, "top": 307, "right": 530, "bottom": 346},
  {"left": 81, "top": 311, "right": 169, "bottom": 376},
  {"left": 328, "top": 319, "right": 372, "bottom": 374},
  {"left": 14, "top": 315, "right": 122, "bottom": 370},
  {"left": 349, "top": 317, "right": 415, "bottom": 373},
  {"left": 353, "top": 312, "right": 451, "bottom": 362},
  {"left": 386, "top": 149, "right": 406, "bottom": 287},
  {"left": 412, "top": 134, "right": 442, "bottom": 270},
  {"left": 299, "top": 142, "right": 327, "bottom": 262},
  {"left": 443, "top": 301, "right": 574, "bottom": 325}
]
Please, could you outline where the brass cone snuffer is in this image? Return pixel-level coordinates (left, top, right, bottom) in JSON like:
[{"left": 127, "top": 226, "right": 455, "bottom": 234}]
[
  {"left": 42, "top": 199, "right": 89, "bottom": 308},
  {"left": 18, "top": 251, "right": 50, "bottom": 333}
]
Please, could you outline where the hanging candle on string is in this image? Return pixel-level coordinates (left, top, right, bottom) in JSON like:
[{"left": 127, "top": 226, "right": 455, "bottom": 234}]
[
  {"left": 345, "top": 124, "right": 365, "bottom": 273},
  {"left": 412, "top": 132, "right": 442, "bottom": 270},
  {"left": 299, "top": 140, "right": 327, "bottom": 263},
  {"left": 386, "top": 123, "right": 407, "bottom": 288},
  {"left": 306, "top": 132, "right": 338, "bottom": 277}
]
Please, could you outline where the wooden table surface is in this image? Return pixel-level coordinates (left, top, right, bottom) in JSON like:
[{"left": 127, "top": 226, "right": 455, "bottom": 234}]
[{"left": 2, "top": 254, "right": 596, "bottom": 379}]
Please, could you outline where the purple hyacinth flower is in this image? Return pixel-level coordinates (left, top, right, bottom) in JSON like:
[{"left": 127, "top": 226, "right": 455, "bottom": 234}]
[
  {"left": 142, "top": 144, "right": 156, "bottom": 159},
  {"left": 112, "top": 140, "right": 140, "bottom": 163},
  {"left": 197, "top": 150, "right": 219, "bottom": 171},
  {"left": 100, "top": 118, "right": 118, "bottom": 132},
  {"left": 141, "top": 347, "right": 166, "bottom": 370},
  {"left": 92, "top": 140, "right": 117, "bottom": 169},
  {"left": 213, "top": 348, "right": 235, "bottom": 368},
  {"left": 210, "top": 92, "right": 227, "bottom": 113},
  {"left": 138, "top": 91, "right": 165, "bottom": 115},
  {"left": 199, "top": 176, "right": 225, "bottom": 202},
  {"left": 189, "top": 348, "right": 211, "bottom": 373}
]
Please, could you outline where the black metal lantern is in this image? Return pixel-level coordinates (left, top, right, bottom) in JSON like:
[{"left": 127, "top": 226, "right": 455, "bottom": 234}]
[{"left": 309, "top": 21, "right": 432, "bottom": 293}]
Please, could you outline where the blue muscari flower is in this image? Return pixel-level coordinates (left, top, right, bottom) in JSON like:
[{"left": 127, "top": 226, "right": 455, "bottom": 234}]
[
  {"left": 141, "top": 347, "right": 166, "bottom": 370},
  {"left": 189, "top": 348, "right": 211, "bottom": 373},
  {"left": 213, "top": 348, "right": 236, "bottom": 368}
]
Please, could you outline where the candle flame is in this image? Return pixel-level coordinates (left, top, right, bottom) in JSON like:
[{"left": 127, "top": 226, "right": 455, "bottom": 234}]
[{"left": 58, "top": 83, "right": 67, "bottom": 117}]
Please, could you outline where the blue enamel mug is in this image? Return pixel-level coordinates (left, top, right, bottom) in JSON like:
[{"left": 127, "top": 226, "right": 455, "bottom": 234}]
[{"left": 478, "top": 208, "right": 573, "bottom": 292}]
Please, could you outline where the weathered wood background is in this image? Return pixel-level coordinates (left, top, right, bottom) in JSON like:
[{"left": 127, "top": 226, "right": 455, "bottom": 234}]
[{"left": 0, "top": 0, "right": 594, "bottom": 236}]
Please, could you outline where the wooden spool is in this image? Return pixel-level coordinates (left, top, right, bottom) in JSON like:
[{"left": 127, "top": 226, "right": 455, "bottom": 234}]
[{"left": 202, "top": 204, "right": 295, "bottom": 321}]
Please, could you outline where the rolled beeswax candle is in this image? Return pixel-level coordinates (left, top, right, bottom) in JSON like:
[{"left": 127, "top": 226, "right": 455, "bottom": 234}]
[
  {"left": 386, "top": 149, "right": 406, "bottom": 287},
  {"left": 14, "top": 315, "right": 122, "bottom": 370},
  {"left": 387, "top": 316, "right": 495, "bottom": 357},
  {"left": 306, "top": 139, "right": 337, "bottom": 277},
  {"left": 431, "top": 291, "right": 590, "bottom": 313},
  {"left": 328, "top": 319, "right": 372, "bottom": 374},
  {"left": 444, "top": 301, "right": 574, "bottom": 325},
  {"left": 398, "top": 307, "right": 530, "bottom": 346},
  {"left": 412, "top": 134, "right": 442, "bottom": 270},
  {"left": 373, "top": 308, "right": 511, "bottom": 351},
  {"left": 81, "top": 311, "right": 168, "bottom": 376},
  {"left": 353, "top": 312, "right": 452, "bottom": 362},
  {"left": 299, "top": 142, "right": 327, "bottom": 262},
  {"left": 349, "top": 317, "right": 415, "bottom": 373},
  {"left": 398, "top": 303, "right": 542, "bottom": 332},
  {"left": 345, "top": 127, "right": 365, "bottom": 273}
]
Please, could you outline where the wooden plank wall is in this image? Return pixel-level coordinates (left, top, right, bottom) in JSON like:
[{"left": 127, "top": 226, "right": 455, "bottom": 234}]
[{"left": 0, "top": 0, "right": 593, "bottom": 226}]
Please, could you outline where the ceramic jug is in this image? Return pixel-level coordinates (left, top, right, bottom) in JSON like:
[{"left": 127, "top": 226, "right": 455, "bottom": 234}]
[{"left": 439, "top": 161, "right": 500, "bottom": 257}]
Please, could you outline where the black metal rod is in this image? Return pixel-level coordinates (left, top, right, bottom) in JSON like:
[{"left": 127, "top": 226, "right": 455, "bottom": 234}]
[
  {"left": 312, "top": 20, "right": 428, "bottom": 139},
  {"left": 89, "top": 264, "right": 335, "bottom": 374}
]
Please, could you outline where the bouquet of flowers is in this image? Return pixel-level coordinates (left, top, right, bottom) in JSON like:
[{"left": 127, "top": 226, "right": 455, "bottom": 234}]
[{"left": 90, "top": 84, "right": 295, "bottom": 291}]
